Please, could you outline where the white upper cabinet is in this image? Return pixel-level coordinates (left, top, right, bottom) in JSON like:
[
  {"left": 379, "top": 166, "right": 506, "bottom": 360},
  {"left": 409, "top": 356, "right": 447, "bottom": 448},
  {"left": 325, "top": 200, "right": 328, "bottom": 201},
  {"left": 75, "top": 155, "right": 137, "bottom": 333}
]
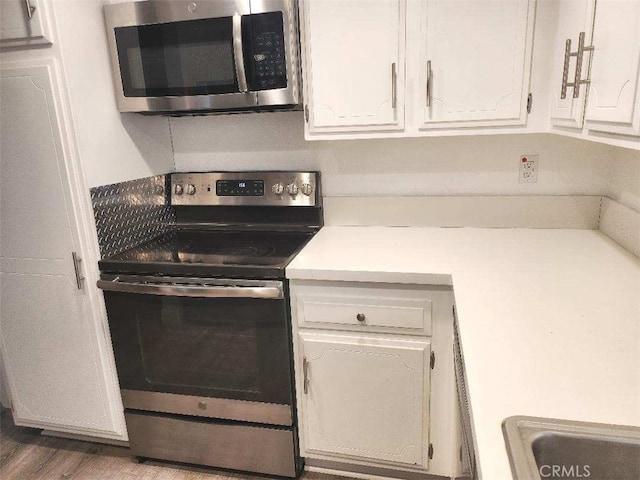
[
  {"left": 0, "top": 0, "right": 52, "bottom": 48},
  {"left": 549, "top": 0, "right": 596, "bottom": 129},
  {"left": 300, "top": 0, "right": 535, "bottom": 139},
  {"left": 585, "top": 0, "right": 640, "bottom": 136},
  {"left": 301, "top": 0, "right": 405, "bottom": 133},
  {"left": 418, "top": 0, "right": 535, "bottom": 129}
]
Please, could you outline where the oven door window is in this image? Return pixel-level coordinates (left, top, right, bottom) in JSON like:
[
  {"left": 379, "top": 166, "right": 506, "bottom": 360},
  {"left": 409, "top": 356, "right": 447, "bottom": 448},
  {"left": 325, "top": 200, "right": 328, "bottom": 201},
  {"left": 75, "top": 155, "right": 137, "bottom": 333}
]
[
  {"left": 114, "top": 17, "right": 239, "bottom": 97},
  {"left": 105, "top": 292, "right": 292, "bottom": 405}
]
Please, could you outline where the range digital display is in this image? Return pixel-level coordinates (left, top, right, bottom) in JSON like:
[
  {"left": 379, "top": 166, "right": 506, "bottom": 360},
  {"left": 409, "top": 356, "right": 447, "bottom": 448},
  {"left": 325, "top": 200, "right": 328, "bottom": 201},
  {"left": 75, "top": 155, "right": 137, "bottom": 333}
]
[{"left": 216, "top": 179, "right": 264, "bottom": 196}]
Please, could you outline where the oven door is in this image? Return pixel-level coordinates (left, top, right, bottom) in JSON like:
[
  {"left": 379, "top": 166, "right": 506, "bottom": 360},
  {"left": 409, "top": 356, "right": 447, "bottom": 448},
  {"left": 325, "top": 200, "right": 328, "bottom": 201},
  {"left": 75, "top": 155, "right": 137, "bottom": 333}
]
[{"left": 98, "top": 275, "right": 294, "bottom": 426}]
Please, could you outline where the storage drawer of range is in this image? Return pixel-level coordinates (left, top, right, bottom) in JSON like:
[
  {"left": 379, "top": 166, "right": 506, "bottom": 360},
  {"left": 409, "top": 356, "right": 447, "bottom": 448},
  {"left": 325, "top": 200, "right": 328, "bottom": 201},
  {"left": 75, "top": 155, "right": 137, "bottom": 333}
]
[
  {"left": 295, "top": 284, "right": 433, "bottom": 336},
  {"left": 125, "top": 412, "right": 297, "bottom": 478}
]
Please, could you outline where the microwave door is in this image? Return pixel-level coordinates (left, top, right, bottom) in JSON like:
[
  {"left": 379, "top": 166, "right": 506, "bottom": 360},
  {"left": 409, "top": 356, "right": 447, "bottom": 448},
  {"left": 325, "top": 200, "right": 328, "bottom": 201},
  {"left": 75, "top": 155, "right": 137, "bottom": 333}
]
[{"left": 108, "top": 1, "right": 257, "bottom": 113}]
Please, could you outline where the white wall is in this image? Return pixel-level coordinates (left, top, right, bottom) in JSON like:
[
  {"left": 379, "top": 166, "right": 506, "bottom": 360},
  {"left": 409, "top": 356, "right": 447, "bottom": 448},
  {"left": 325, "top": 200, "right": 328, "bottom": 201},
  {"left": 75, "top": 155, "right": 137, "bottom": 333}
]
[
  {"left": 54, "top": 0, "right": 174, "bottom": 188},
  {"left": 0, "top": 0, "right": 175, "bottom": 188},
  {"left": 171, "top": 111, "right": 619, "bottom": 198},
  {"left": 604, "top": 147, "right": 640, "bottom": 211}
]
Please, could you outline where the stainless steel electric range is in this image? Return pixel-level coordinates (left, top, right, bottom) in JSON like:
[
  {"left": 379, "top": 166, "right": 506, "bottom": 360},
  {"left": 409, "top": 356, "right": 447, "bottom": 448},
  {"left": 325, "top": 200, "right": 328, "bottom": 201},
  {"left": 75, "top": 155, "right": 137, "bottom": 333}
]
[{"left": 97, "top": 171, "right": 321, "bottom": 478}]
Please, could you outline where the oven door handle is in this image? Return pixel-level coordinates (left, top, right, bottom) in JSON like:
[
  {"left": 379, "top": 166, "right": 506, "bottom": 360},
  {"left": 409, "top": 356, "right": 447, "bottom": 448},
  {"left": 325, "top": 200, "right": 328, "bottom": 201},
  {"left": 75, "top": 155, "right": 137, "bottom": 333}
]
[{"left": 97, "top": 279, "right": 283, "bottom": 299}]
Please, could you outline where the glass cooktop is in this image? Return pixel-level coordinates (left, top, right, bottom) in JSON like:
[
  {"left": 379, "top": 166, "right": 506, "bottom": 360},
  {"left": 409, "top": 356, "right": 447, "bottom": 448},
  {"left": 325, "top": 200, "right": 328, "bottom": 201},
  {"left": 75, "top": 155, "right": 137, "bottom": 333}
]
[{"left": 98, "top": 229, "right": 315, "bottom": 278}]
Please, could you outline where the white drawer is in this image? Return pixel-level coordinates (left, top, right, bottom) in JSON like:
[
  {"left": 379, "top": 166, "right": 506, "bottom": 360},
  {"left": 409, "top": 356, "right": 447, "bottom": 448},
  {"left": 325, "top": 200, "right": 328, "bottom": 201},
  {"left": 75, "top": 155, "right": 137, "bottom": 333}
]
[{"left": 296, "top": 287, "right": 432, "bottom": 336}]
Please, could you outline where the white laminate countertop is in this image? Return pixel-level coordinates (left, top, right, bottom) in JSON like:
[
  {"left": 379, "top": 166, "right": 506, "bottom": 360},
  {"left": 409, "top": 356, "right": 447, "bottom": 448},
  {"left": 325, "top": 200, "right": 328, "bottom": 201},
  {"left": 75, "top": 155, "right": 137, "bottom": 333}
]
[{"left": 286, "top": 226, "right": 640, "bottom": 480}]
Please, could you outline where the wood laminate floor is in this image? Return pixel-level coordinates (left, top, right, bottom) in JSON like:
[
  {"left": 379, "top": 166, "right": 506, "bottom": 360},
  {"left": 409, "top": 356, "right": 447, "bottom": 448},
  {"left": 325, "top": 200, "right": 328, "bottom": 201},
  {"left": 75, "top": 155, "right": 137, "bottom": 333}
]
[{"left": 0, "top": 410, "right": 347, "bottom": 480}]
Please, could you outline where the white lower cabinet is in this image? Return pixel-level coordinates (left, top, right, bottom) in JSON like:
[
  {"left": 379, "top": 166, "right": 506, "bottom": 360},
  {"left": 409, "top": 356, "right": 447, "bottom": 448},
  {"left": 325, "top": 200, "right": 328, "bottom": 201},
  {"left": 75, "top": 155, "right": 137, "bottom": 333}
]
[
  {"left": 290, "top": 280, "right": 461, "bottom": 478},
  {"left": 300, "top": 332, "right": 431, "bottom": 468}
]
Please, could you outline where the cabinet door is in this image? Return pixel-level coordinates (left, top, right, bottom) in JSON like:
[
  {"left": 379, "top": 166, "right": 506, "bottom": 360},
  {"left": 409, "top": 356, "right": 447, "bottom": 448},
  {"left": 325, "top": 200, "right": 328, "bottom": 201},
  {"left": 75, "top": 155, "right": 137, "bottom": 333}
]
[
  {"left": 302, "top": 0, "right": 405, "bottom": 134},
  {"left": 549, "top": 0, "right": 596, "bottom": 129},
  {"left": 418, "top": 0, "right": 534, "bottom": 129},
  {"left": 0, "top": 0, "right": 51, "bottom": 47},
  {"left": 299, "top": 331, "right": 431, "bottom": 468},
  {"left": 585, "top": 0, "right": 640, "bottom": 136},
  {"left": 0, "top": 64, "right": 122, "bottom": 437}
]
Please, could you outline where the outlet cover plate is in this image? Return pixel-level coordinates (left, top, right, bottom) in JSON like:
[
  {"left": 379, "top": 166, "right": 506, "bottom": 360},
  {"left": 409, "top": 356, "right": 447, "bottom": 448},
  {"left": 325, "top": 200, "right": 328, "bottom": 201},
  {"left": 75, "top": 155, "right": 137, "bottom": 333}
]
[{"left": 519, "top": 154, "right": 538, "bottom": 183}]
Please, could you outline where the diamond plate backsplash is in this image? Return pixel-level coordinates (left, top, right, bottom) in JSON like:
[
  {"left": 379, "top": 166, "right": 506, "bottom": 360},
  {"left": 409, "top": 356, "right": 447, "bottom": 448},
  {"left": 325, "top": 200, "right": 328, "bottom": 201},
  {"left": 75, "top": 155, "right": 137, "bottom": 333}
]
[{"left": 90, "top": 175, "right": 175, "bottom": 258}]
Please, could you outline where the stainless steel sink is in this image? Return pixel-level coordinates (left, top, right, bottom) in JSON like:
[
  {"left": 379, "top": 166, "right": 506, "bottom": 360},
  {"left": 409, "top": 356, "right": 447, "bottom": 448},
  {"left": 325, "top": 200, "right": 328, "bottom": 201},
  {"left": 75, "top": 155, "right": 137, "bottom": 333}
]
[{"left": 502, "top": 416, "right": 640, "bottom": 480}]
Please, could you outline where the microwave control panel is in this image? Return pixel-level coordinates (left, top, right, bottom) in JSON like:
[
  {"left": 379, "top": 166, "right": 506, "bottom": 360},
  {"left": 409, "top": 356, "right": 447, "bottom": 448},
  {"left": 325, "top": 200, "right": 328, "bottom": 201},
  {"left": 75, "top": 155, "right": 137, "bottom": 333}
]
[{"left": 246, "top": 12, "right": 287, "bottom": 91}]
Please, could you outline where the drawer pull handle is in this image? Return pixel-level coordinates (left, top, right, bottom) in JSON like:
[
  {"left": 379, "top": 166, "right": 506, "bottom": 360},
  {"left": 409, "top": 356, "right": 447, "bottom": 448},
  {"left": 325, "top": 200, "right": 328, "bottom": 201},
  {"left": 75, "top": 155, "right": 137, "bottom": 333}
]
[{"left": 356, "top": 313, "right": 366, "bottom": 323}]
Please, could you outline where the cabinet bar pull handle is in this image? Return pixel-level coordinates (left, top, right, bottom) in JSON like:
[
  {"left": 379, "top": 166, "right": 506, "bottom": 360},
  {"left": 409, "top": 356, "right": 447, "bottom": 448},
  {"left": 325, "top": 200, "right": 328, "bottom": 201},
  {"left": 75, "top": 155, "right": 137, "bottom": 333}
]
[
  {"left": 560, "top": 39, "right": 572, "bottom": 99},
  {"left": 303, "top": 357, "right": 309, "bottom": 394},
  {"left": 391, "top": 62, "right": 397, "bottom": 109},
  {"left": 72, "top": 252, "right": 84, "bottom": 290},
  {"left": 24, "top": 0, "right": 36, "bottom": 19},
  {"left": 561, "top": 32, "right": 594, "bottom": 99},
  {"left": 426, "top": 60, "right": 432, "bottom": 107},
  {"left": 571, "top": 31, "right": 594, "bottom": 99}
]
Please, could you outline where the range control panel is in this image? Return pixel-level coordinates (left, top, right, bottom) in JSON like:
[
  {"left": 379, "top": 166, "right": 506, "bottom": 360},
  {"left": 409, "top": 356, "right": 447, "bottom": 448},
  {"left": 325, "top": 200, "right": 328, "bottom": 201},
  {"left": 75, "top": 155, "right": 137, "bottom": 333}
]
[
  {"left": 216, "top": 179, "right": 265, "bottom": 197},
  {"left": 170, "top": 172, "right": 318, "bottom": 207}
]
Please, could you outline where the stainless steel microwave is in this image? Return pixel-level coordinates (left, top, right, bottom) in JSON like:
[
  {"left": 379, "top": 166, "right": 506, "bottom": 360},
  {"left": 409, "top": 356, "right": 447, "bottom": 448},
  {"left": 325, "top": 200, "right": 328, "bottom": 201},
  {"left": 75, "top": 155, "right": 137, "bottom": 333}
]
[{"left": 104, "top": 0, "right": 301, "bottom": 115}]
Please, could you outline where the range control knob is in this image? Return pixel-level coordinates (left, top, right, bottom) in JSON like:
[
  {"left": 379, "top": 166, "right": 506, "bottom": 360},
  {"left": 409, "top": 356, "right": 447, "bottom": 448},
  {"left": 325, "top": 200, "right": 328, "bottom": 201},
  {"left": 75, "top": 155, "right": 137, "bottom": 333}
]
[
  {"left": 272, "top": 182, "right": 285, "bottom": 195},
  {"left": 287, "top": 183, "right": 299, "bottom": 197},
  {"left": 300, "top": 183, "right": 313, "bottom": 196},
  {"left": 185, "top": 184, "right": 196, "bottom": 195},
  {"left": 173, "top": 184, "right": 184, "bottom": 195}
]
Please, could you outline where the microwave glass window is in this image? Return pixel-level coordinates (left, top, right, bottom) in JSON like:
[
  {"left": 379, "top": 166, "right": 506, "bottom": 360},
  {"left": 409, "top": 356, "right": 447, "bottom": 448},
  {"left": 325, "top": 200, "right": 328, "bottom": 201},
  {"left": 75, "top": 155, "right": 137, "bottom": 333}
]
[
  {"left": 126, "top": 47, "right": 145, "bottom": 90},
  {"left": 115, "top": 17, "right": 240, "bottom": 97},
  {"left": 174, "top": 42, "right": 235, "bottom": 88}
]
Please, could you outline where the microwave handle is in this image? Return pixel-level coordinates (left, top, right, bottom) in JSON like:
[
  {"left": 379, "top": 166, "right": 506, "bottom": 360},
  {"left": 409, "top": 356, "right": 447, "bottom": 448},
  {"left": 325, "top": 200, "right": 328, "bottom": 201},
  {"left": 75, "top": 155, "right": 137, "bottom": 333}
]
[{"left": 232, "top": 14, "right": 249, "bottom": 93}]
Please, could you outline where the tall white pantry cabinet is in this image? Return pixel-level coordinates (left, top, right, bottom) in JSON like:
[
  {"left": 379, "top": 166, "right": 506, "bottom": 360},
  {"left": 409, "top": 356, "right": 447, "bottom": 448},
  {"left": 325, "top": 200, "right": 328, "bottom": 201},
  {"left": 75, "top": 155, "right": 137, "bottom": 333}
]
[{"left": 0, "top": 2, "right": 126, "bottom": 441}]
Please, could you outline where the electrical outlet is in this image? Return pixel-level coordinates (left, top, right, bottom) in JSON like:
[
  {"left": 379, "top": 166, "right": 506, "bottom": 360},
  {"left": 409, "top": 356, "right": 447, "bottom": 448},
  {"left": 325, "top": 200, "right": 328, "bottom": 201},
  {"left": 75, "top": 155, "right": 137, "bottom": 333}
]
[{"left": 519, "top": 154, "right": 538, "bottom": 183}]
